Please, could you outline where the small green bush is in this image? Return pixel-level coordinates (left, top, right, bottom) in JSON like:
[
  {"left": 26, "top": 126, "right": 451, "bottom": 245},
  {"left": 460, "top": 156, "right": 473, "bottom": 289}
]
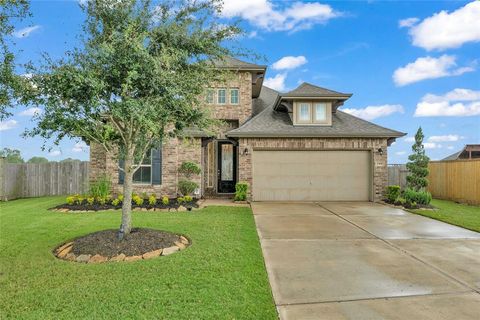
[
  {"left": 112, "top": 198, "right": 121, "bottom": 206},
  {"left": 97, "top": 197, "right": 106, "bottom": 205},
  {"left": 177, "top": 197, "right": 185, "bottom": 204},
  {"left": 118, "top": 194, "right": 124, "bottom": 202},
  {"left": 178, "top": 179, "right": 198, "bottom": 196},
  {"left": 394, "top": 196, "right": 406, "bottom": 206},
  {"left": 403, "top": 188, "right": 432, "bottom": 205},
  {"left": 87, "top": 197, "right": 95, "bottom": 205},
  {"left": 132, "top": 195, "right": 144, "bottom": 206},
  {"left": 384, "top": 185, "right": 401, "bottom": 203},
  {"left": 76, "top": 196, "right": 85, "bottom": 205},
  {"left": 178, "top": 161, "right": 201, "bottom": 179},
  {"left": 234, "top": 182, "right": 248, "bottom": 201},
  {"left": 148, "top": 194, "right": 157, "bottom": 206},
  {"left": 66, "top": 195, "right": 77, "bottom": 205},
  {"left": 184, "top": 195, "right": 193, "bottom": 202},
  {"left": 162, "top": 196, "right": 169, "bottom": 205},
  {"left": 89, "top": 175, "right": 111, "bottom": 199}
]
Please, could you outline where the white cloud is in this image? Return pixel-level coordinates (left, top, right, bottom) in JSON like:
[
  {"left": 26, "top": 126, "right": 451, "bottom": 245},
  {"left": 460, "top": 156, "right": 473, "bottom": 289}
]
[
  {"left": 72, "top": 141, "right": 88, "bottom": 153},
  {"left": 220, "top": 0, "right": 341, "bottom": 32},
  {"left": 424, "top": 142, "right": 442, "bottom": 149},
  {"left": 395, "top": 151, "right": 407, "bottom": 156},
  {"left": 264, "top": 73, "right": 287, "bottom": 91},
  {"left": 49, "top": 150, "right": 61, "bottom": 157},
  {"left": 404, "top": 136, "right": 415, "bottom": 143},
  {"left": 447, "top": 146, "right": 455, "bottom": 150},
  {"left": 13, "top": 25, "right": 41, "bottom": 38},
  {"left": 272, "top": 56, "right": 307, "bottom": 70},
  {"left": 407, "top": 1, "right": 480, "bottom": 51},
  {"left": 342, "top": 104, "right": 404, "bottom": 120},
  {"left": 18, "top": 107, "right": 42, "bottom": 117},
  {"left": 0, "top": 119, "right": 18, "bottom": 131},
  {"left": 247, "top": 30, "right": 258, "bottom": 38},
  {"left": 415, "top": 88, "right": 480, "bottom": 117},
  {"left": 399, "top": 17, "right": 419, "bottom": 28},
  {"left": 393, "top": 55, "right": 474, "bottom": 86},
  {"left": 428, "top": 135, "right": 462, "bottom": 142}
]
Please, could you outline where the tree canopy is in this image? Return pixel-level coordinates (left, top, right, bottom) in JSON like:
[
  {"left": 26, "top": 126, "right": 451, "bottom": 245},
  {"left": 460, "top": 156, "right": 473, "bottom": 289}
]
[
  {"left": 26, "top": 0, "right": 245, "bottom": 237},
  {"left": 27, "top": 156, "right": 49, "bottom": 164},
  {"left": 0, "top": 147, "right": 24, "bottom": 163}
]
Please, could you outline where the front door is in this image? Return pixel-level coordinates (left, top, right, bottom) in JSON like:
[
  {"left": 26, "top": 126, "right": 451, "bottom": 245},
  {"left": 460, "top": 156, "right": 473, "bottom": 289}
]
[{"left": 217, "top": 141, "right": 237, "bottom": 193}]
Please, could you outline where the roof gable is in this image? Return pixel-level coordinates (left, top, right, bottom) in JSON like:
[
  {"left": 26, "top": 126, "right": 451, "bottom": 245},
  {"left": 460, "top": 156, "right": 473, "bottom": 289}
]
[{"left": 281, "top": 82, "right": 352, "bottom": 98}]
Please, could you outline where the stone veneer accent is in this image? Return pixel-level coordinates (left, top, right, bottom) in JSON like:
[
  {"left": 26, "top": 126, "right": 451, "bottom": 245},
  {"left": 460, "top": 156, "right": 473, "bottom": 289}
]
[
  {"left": 208, "top": 71, "right": 252, "bottom": 124},
  {"left": 89, "top": 138, "right": 202, "bottom": 198},
  {"left": 237, "top": 137, "right": 388, "bottom": 202}
]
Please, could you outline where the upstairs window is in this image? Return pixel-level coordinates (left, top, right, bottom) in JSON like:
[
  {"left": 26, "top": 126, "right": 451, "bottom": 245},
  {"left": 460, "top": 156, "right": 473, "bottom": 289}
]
[
  {"left": 230, "top": 88, "right": 239, "bottom": 104},
  {"left": 294, "top": 101, "right": 331, "bottom": 125},
  {"left": 206, "top": 89, "right": 215, "bottom": 104},
  {"left": 217, "top": 88, "right": 226, "bottom": 104}
]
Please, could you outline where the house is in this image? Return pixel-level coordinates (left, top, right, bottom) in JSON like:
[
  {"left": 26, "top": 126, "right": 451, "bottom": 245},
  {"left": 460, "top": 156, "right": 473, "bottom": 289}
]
[
  {"left": 89, "top": 57, "right": 405, "bottom": 202},
  {"left": 441, "top": 144, "right": 480, "bottom": 161}
]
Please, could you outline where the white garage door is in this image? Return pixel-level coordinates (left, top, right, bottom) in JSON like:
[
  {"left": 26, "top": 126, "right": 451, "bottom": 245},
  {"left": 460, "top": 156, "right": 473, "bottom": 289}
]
[{"left": 252, "top": 150, "right": 371, "bottom": 201}]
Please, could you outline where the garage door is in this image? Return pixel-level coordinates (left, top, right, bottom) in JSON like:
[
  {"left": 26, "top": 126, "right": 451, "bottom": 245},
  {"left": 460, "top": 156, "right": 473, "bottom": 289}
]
[{"left": 252, "top": 150, "right": 371, "bottom": 201}]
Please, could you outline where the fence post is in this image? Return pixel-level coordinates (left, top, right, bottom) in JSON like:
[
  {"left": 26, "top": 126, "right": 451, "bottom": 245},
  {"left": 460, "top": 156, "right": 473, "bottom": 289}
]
[{"left": 0, "top": 158, "right": 5, "bottom": 201}]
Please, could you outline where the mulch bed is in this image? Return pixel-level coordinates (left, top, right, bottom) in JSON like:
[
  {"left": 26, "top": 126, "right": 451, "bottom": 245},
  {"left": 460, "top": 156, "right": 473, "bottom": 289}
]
[
  {"left": 54, "top": 228, "right": 190, "bottom": 263},
  {"left": 52, "top": 198, "right": 200, "bottom": 212},
  {"left": 72, "top": 228, "right": 181, "bottom": 257}
]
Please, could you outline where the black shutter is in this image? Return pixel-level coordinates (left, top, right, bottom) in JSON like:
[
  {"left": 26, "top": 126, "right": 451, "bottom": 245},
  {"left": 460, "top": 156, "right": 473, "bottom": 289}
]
[
  {"left": 151, "top": 144, "right": 162, "bottom": 185},
  {"left": 118, "top": 159, "right": 125, "bottom": 184}
]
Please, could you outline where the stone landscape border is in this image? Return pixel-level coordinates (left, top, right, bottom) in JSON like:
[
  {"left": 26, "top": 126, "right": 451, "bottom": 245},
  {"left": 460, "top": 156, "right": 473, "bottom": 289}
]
[{"left": 54, "top": 235, "right": 190, "bottom": 263}]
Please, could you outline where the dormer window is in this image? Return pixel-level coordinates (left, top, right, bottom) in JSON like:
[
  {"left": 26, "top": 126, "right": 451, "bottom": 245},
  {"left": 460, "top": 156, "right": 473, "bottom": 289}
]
[{"left": 293, "top": 101, "right": 332, "bottom": 126}]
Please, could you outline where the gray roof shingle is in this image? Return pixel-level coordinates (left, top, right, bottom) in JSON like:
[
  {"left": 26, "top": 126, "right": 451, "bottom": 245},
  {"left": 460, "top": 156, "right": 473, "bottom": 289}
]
[
  {"left": 227, "top": 105, "right": 405, "bottom": 138},
  {"left": 281, "top": 82, "right": 352, "bottom": 98},
  {"left": 212, "top": 56, "right": 267, "bottom": 70}
]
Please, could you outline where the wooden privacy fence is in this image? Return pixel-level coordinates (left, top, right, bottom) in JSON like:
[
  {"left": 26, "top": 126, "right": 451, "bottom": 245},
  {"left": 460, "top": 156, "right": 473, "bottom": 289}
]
[
  {"left": 427, "top": 160, "right": 480, "bottom": 205},
  {"left": 388, "top": 164, "right": 408, "bottom": 189},
  {"left": 0, "top": 159, "right": 89, "bottom": 201}
]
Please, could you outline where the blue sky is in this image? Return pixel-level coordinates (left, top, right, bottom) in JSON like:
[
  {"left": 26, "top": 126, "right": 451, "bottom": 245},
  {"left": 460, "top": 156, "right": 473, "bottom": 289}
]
[{"left": 1, "top": 0, "right": 479, "bottom": 163}]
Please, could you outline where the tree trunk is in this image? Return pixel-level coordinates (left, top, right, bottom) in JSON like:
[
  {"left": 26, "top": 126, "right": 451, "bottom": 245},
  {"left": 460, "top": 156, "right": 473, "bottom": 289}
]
[{"left": 119, "top": 152, "right": 134, "bottom": 239}]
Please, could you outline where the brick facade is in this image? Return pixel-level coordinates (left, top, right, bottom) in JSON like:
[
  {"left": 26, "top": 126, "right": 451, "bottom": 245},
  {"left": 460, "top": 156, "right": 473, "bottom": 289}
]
[
  {"left": 208, "top": 71, "right": 252, "bottom": 124},
  {"left": 89, "top": 138, "right": 202, "bottom": 198},
  {"left": 237, "top": 137, "right": 388, "bottom": 202}
]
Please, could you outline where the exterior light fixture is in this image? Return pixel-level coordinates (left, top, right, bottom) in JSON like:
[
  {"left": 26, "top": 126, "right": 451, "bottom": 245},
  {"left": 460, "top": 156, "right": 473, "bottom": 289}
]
[
  {"left": 243, "top": 148, "right": 249, "bottom": 156},
  {"left": 377, "top": 148, "right": 383, "bottom": 155}
]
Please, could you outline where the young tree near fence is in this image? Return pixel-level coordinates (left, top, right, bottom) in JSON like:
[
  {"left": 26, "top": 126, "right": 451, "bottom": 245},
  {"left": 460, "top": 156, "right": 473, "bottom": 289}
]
[
  {"left": 406, "top": 127, "right": 430, "bottom": 191},
  {"left": 25, "top": 0, "right": 243, "bottom": 238}
]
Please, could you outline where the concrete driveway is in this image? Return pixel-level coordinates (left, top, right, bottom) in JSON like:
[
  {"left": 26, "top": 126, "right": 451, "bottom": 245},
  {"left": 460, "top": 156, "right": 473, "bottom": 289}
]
[{"left": 252, "top": 202, "right": 480, "bottom": 320}]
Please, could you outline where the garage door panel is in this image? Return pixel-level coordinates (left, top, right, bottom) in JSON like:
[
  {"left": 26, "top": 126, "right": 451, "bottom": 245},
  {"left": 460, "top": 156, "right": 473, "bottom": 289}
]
[{"left": 253, "top": 150, "right": 371, "bottom": 201}]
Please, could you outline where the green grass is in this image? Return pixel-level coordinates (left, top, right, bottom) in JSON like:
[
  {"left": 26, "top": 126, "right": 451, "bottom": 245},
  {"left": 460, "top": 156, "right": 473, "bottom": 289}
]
[
  {"left": 0, "top": 197, "right": 277, "bottom": 319},
  {"left": 411, "top": 199, "right": 480, "bottom": 232}
]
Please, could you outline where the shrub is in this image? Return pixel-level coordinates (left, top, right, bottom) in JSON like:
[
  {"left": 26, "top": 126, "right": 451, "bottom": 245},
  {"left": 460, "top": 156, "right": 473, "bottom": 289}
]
[
  {"left": 162, "top": 196, "right": 169, "bottom": 205},
  {"left": 384, "top": 185, "right": 400, "bottom": 203},
  {"left": 89, "top": 175, "right": 111, "bottom": 199},
  {"left": 87, "top": 197, "right": 95, "bottom": 205},
  {"left": 184, "top": 195, "right": 193, "bottom": 202},
  {"left": 403, "top": 188, "right": 432, "bottom": 205},
  {"left": 117, "top": 194, "right": 124, "bottom": 202},
  {"left": 234, "top": 182, "right": 248, "bottom": 201},
  {"left": 66, "top": 195, "right": 77, "bottom": 205},
  {"left": 148, "top": 194, "right": 157, "bottom": 206},
  {"left": 132, "top": 195, "right": 144, "bottom": 206},
  {"left": 97, "top": 197, "right": 107, "bottom": 205},
  {"left": 177, "top": 197, "right": 185, "bottom": 204},
  {"left": 394, "top": 196, "right": 406, "bottom": 206},
  {"left": 178, "top": 179, "right": 198, "bottom": 196},
  {"left": 178, "top": 161, "right": 201, "bottom": 179},
  {"left": 76, "top": 196, "right": 85, "bottom": 205},
  {"left": 112, "top": 198, "right": 121, "bottom": 206}
]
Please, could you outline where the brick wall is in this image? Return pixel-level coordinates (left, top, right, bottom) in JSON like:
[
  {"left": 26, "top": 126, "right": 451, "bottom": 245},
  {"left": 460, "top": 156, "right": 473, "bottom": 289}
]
[
  {"left": 208, "top": 71, "right": 252, "bottom": 124},
  {"left": 89, "top": 138, "right": 202, "bottom": 198},
  {"left": 238, "top": 137, "right": 388, "bottom": 202}
]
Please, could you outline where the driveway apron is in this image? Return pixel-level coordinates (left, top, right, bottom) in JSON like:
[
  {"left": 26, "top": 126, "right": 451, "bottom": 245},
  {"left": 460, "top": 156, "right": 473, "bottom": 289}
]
[{"left": 252, "top": 202, "right": 480, "bottom": 320}]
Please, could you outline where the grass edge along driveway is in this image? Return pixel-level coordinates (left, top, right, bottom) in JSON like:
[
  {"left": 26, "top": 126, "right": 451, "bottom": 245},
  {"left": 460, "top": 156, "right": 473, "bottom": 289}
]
[
  {"left": 0, "top": 197, "right": 277, "bottom": 319},
  {"left": 410, "top": 199, "right": 480, "bottom": 233}
]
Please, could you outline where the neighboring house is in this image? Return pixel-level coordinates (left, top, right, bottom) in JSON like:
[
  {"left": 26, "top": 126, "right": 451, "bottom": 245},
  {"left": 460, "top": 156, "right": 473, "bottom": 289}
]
[
  {"left": 90, "top": 57, "right": 405, "bottom": 202},
  {"left": 441, "top": 144, "right": 480, "bottom": 161}
]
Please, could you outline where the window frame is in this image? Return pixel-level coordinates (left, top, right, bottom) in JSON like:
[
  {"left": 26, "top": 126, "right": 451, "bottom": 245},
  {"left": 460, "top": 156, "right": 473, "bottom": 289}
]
[
  {"left": 206, "top": 89, "right": 215, "bottom": 104},
  {"left": 132, "top": 149, "right": 153, "bottom": 185},
  {"left": 230, "top": 88, "right": 239, "bottom": 105},
  {"left": 293, "top": 101, "right": 332, "bottom": 126},
  {"left": 217, "top": 88, "right": 227, "bottom": 104}
]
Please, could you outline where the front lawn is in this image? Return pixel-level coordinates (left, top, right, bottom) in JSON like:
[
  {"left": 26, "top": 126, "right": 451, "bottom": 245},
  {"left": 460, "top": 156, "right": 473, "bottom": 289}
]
[
  {"left": 411, "top": 199, "right": 480, "bottom": 232},
  {"left": 0, "top": 197, "right": 277, "bottom": 319}
]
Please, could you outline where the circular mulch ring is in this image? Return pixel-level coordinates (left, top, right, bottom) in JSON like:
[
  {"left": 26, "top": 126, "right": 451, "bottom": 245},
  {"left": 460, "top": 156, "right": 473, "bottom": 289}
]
[{"left": 54, "top": 228, "right": 190, "bottom": 263}]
